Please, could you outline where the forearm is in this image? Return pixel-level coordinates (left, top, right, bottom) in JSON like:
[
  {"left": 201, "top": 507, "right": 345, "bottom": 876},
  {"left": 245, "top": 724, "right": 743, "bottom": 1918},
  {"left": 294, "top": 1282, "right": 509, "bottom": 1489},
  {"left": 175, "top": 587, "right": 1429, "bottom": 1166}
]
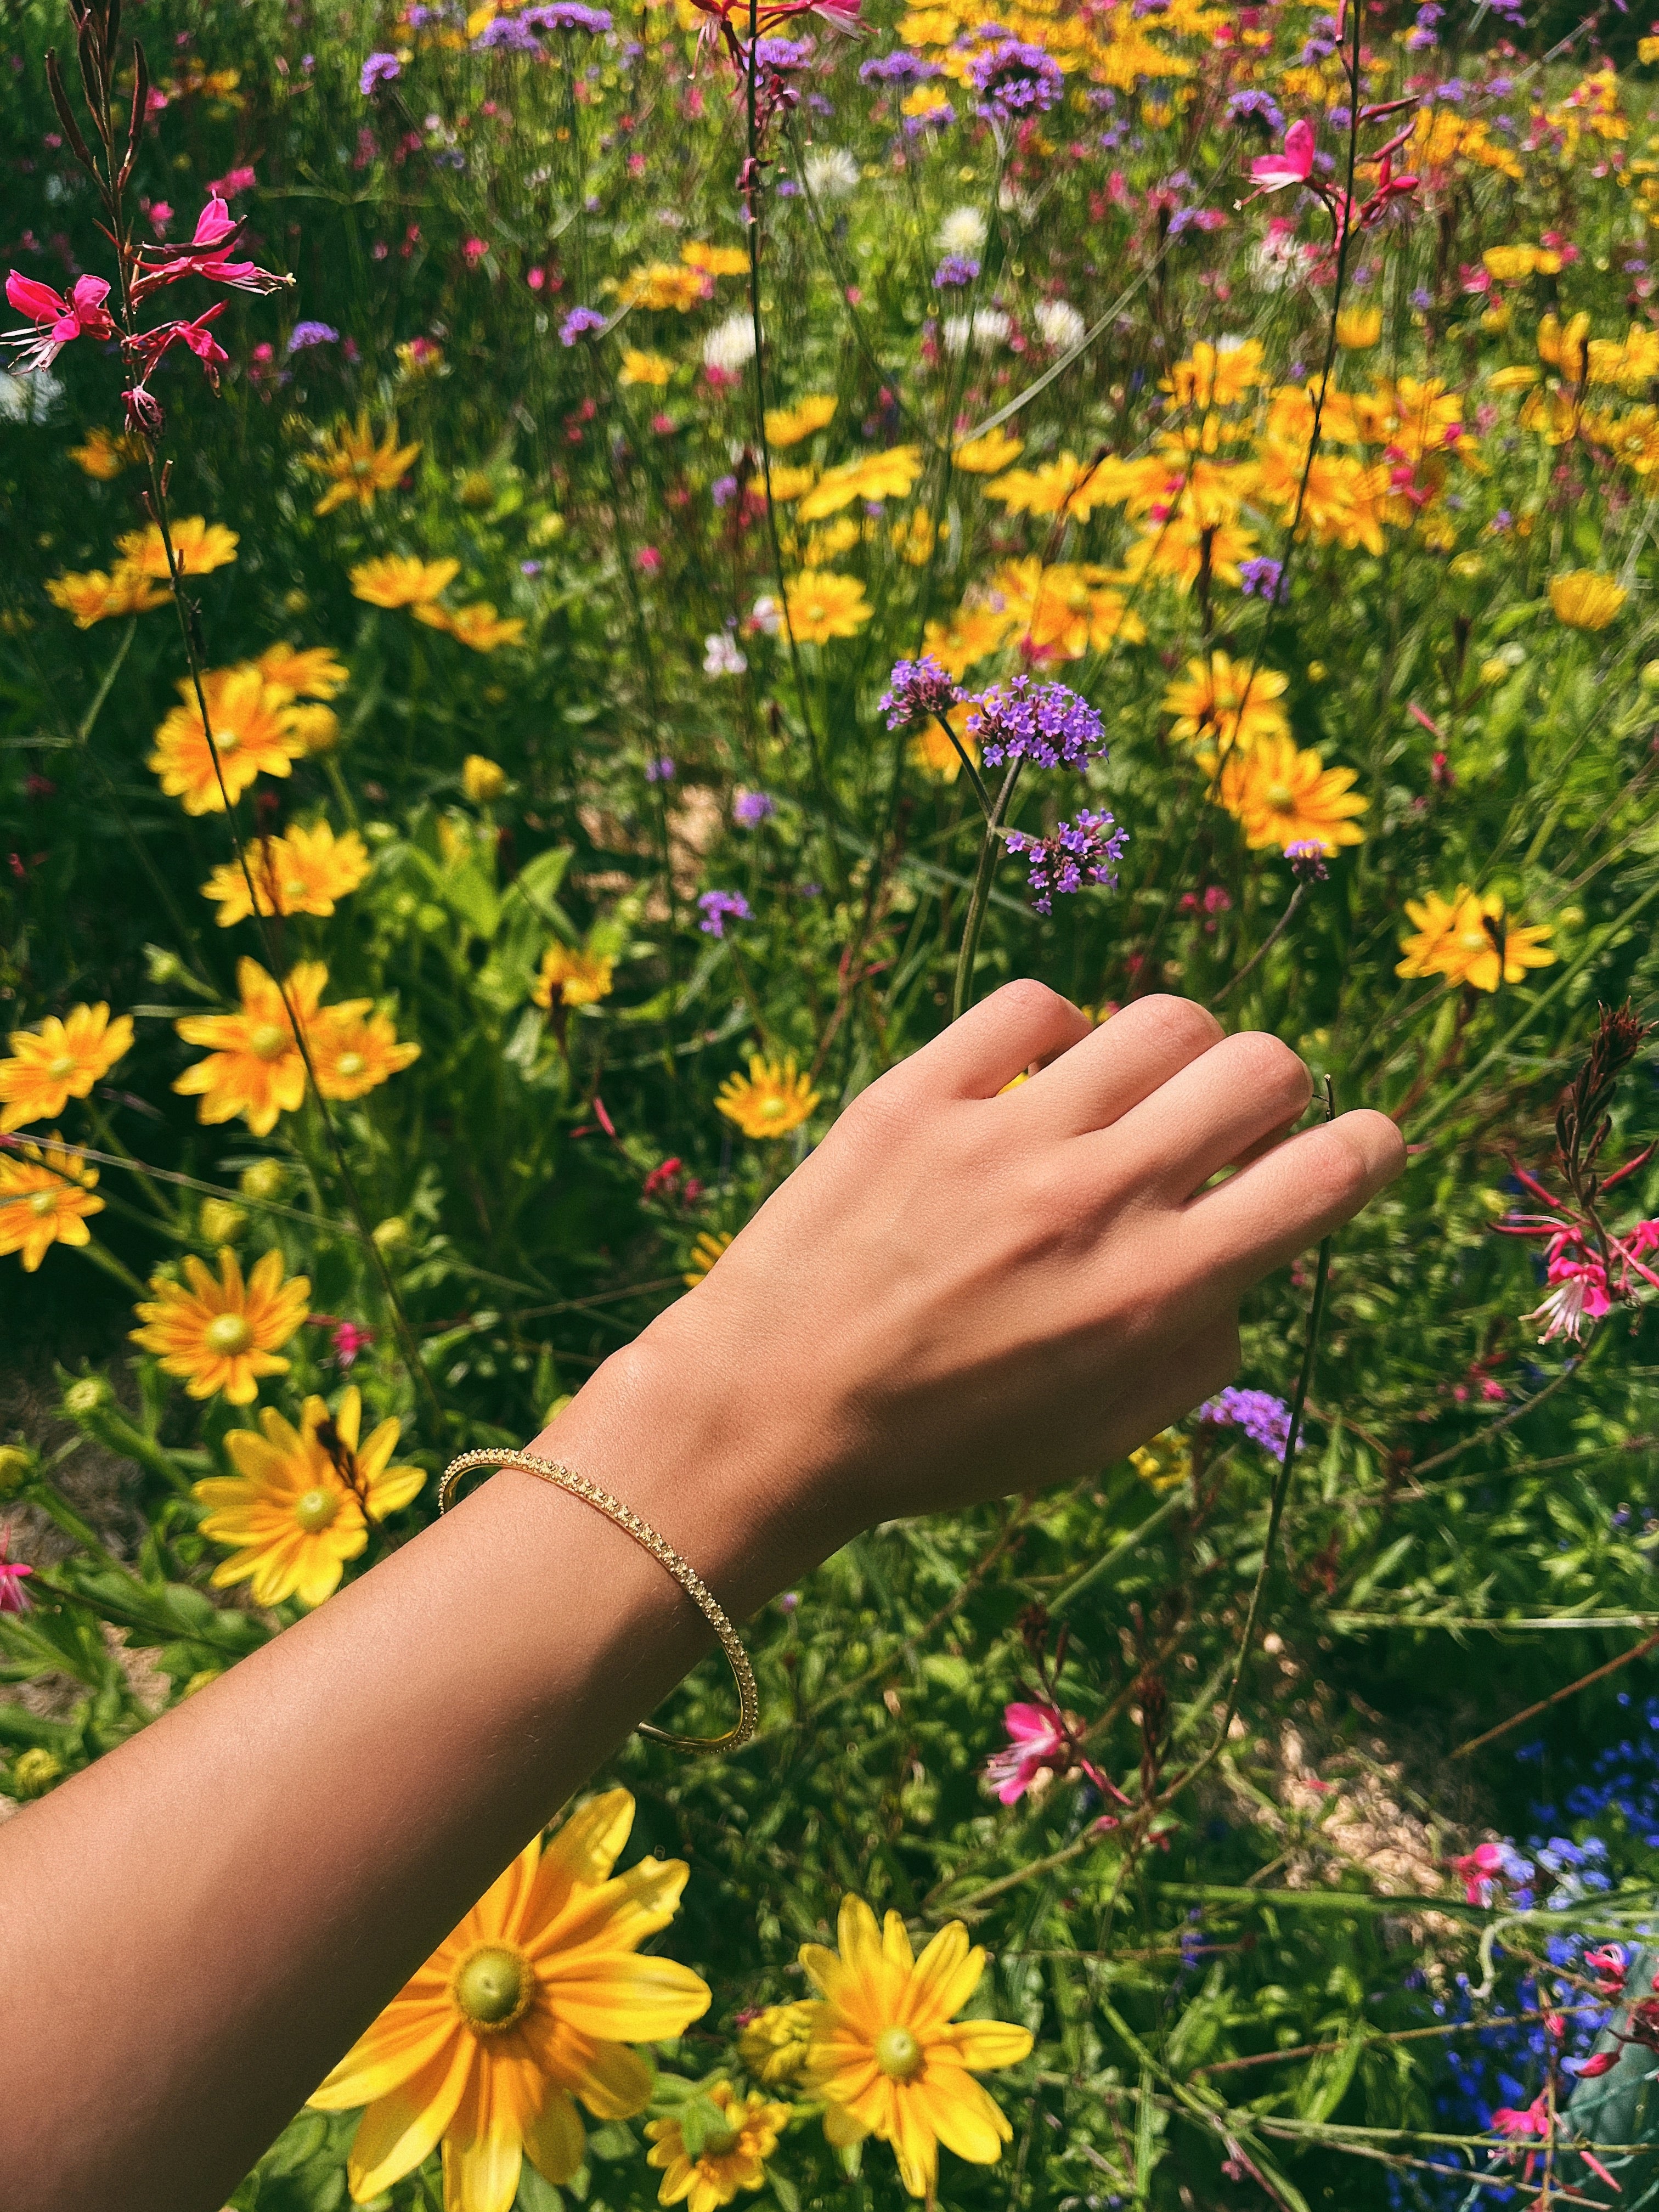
[{"left": 0, "top": 1317, "right": 825, "bottom": 2212}]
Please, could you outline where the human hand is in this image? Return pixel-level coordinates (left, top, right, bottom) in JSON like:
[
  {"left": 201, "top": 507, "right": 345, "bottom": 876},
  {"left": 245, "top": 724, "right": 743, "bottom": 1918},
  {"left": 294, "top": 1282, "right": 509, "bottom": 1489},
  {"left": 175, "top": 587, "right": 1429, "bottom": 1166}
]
[{"left": 545, "top": 985, "right": 1404, "bottom": 1596}]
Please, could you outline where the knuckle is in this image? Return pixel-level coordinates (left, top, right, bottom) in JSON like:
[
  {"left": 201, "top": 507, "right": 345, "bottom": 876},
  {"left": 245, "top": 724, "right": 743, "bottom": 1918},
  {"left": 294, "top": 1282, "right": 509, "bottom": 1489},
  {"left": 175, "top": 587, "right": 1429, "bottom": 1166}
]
[
  {"left": 1227, "top": 1029, "right": 1311, "bottom": 1107},
  {"left": 1130, "top": 993, "right": 1224, "bottom": 1054},
  {"left": 994, "top": 976, "right": 1075, "bottom": 1028}
]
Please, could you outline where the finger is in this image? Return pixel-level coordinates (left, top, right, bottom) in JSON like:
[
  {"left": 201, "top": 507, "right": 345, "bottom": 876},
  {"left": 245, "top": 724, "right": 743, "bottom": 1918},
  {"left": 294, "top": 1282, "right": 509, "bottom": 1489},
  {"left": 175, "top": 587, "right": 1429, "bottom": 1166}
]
[
  {"left": 1009, "top": 994, "right": 1224, "bottom": 1137},
  {"left": 1181, "top": 1109, "right": 1406, "bottom": 1291},
  {"left": 1092, "top": 1030, "right": 1312, "bottom": 1200},
  {"left": 910, "top": 978, "right": 1091, "bottom": 1099}
]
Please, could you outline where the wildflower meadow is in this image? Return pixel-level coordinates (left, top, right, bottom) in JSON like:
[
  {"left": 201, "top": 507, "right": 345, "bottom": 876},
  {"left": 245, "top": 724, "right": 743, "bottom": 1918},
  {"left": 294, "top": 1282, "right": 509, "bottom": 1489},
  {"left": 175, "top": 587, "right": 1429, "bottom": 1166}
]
[{"left": 10, "top": 0, "right": 1659, "bottom": 2200}]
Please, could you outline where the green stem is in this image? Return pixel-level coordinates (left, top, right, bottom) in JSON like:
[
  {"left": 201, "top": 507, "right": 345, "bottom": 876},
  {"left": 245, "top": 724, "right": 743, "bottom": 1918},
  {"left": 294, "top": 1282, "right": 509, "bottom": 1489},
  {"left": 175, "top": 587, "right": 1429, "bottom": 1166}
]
[{"left": 952, "top": 760, "right": 1022, "bottom": 1019}]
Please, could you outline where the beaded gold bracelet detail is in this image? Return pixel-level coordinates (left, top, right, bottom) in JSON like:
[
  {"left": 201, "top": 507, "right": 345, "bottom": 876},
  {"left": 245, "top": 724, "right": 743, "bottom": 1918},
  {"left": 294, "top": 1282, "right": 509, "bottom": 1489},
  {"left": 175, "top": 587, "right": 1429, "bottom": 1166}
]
[{"left": 438, "top": 1447, "right": 758, "bottom": 1754}]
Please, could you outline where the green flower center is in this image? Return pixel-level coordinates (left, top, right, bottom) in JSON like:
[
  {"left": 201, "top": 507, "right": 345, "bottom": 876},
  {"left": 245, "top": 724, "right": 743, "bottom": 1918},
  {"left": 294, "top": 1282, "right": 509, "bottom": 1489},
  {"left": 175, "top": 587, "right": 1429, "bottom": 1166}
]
[
  {"left": 48, "top": 1054, "right": 76, "bottom": 1079},
  {"left": 205, "top": 1313, "right": 254, "bottom": 1356},
  {"left": 452, "top": 1943, "right": 533, "bottom": 2033},
  {"left": 294, "top": 1485, "right": 340, "bottom": 1533},
  {"left": 218, "top": 727, "right": 240, "bottom": 753},
  {"left": 1266, "top": 784, "right": 1293, "bottom": 811},
  {"left": 248, "top": 1022, "right": 290, "bottom": 1062},
  {"left": 29, "top": 1190, "right": 57, "bottom": 1217},
  {"left": 701, "top": 2123, "right": 741, "bottom": 2159},
  {"left": 335, "top": 1052, "right": 365, "bottom": 1079},
  {"left": 874, "top": 2026, "right": 924, "bottom": 2080}
]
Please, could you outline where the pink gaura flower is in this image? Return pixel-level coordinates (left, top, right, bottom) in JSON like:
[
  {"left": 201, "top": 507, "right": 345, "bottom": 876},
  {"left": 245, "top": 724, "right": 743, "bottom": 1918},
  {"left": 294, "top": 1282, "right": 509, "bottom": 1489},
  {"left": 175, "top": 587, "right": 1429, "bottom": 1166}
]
[
  {"left": 0, "top": 1526, "right": 33, "bottom": 1616},
  {"left": 129, "top": 196, "right": 291, "bottom": 303},
  {"left": 1491, "top": 2094, "right": 1549, "bottom": 2142},
  {"left": 3, "top": 270, "right": 115, "bottom": 370},
  {"left": 1448, "top": 1840, "right": 1505, "bottom": 1904},
  {"left": 1527, "top": 1256, "right": 1612, "bottom": 1345},
  {"left": 1586, "top": 1945, "right": 1628, "bottom": 1996},
  {"left": 984, "top": 1700, "right": 1124, "bottom": 1808},
  {"left": 331, "top": 1320, "right": 374, "bottom": 1368},
  {"left": 1248, "top": 118, "right": 1316, "bottom": 194},
  {"left": 126, "top": 302, "right": 230, "bottom": 391},
  {"left": 207, "top": 164, "right": 258, "bottom": 199}
]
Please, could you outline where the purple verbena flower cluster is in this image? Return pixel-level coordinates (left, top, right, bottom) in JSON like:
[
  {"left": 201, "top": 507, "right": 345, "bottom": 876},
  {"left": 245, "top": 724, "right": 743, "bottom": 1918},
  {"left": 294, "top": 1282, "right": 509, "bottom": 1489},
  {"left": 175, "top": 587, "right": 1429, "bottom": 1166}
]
[
  {"left": 732, "top": 790, "right": 775, "bottom": 827},
  {"left": 933, "top": 255, "right": 980, "bottom": 288},
  {"left": 697, "top": 888, "right": 751, "bottom": 937},
  {"left": 859, "top": 49, "right": 941, "bottom": 80},
  {"left": 1238, "top": 555, "right": 1286, "bottom": 602},
  {"left": 1199, "top": 1386, "right": 1293, "bottom": 1458},
  {"left": 1285, "top": 839, "right": 1329, "bottom": 883},
  {"left": 879, "top": 654, "right": 963, "bottom": 730},
  {"left": 1226, "top": 88, "right": 1284, "bottom": 131},
  {"left": 967, "top": 38, "right": 1062, "bottom": 122},
  {"left": 359, "top": 51, "right": 402, "bottom": 93},
  {"left": 968, "top": 676, "right": 1106, "bottom": 770},
  {"left": 1003, "top": 809, "right": 1127, "bottom": 915},
  {"left": 286, "top": 320, "right": 338, "bottom": 353},
  {"left": 559, "top": 305, "right": 606, "bottom": 345},
  {"left": 754, "top": 35, "right": 812, "bottom": 65}
]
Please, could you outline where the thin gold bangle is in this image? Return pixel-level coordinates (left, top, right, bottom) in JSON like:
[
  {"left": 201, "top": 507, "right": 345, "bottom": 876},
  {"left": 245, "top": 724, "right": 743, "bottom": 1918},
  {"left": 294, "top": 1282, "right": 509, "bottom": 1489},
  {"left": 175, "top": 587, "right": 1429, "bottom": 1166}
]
[{"left": 438, "top": 1447, "right": 758, "bottom": 1754}]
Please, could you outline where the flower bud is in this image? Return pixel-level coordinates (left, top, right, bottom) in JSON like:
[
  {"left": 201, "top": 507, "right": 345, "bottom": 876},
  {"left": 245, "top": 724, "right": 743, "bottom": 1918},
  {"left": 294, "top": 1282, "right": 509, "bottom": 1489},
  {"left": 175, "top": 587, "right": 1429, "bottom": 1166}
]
[
  {"left": 199, "top": 1198, "right": 247, "bottom": 1245},
  {"left": 0, "top": 1445, "right": 36, "bottom": 1497},
  {"left": 1641, "top": 659, "right": 1659, "bottom": 692},
  {"left": 1576, "top": 2051, "right": 1617, "bottom": 2078},
  {"left": 462, "top": 754, "right": 508, "bottom": 805},
  {"left": 62, "top": 1375, "right": 114, "bottom": 1421},
  {"left": 239, "top": 1159, "right": 286, "bottom": 1204},
  {"left": 9, "top": 1747, "right": 64, "bottom": 1798},
  {"left": 371, "top": 1215, "right": 410, "bottom": 1250}
]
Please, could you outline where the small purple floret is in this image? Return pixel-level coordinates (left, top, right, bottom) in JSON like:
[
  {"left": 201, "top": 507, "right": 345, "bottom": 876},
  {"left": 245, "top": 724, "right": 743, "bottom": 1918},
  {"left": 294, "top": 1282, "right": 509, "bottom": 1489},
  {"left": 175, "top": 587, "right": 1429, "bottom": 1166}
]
[
  {"left": 933, "top": 255, "right": 980, "bottom": 289},
  {"left": 1238, "top": 556, "right": 1286, "bottom": 603},
  {"left": 1199, "top": 1386, "right": 1293, "bottom": 1458},
  {"left": 698, "top": 888, "right": 751, "bottom": 937},
  {"left": 1285, "top": 840, "right": 1328, "bottom": 883},
  {"left": 1003, "top": 809, "right": 1126, "bottom": 915},
  {"left": 733, "top": 790, "right": 776, "bottom": 826}
]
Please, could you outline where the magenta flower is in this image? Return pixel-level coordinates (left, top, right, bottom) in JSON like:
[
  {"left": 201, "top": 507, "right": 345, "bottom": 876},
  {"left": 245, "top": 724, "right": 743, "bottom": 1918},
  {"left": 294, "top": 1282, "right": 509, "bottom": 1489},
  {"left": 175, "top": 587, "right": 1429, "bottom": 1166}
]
[
  {"left": 3, "top": 270, "right": 115, "bottom": 370},
  {"left": 331, "top": 1321, "right": 374, "bottom": 1369},
  {"left": 129, "top": 195, "right": 291, "bottom": 303},
  {"left": 1491, "top": 2095, "right": 1549, "bottom": 2142},
  {"left": 1526, "top": 1256, "right": 1611, "bottom": 1345},
  {"left": 985, "top": 1702, "right": 1075, "bottom": 1804},
  {"left": 0, "top": 1526, "right": 33, "bottom": 1617},
  {"left": 1448, "top": 1840, "right": 1505, "bottom": 1904},
  {"left": 1248, "top": 118, "right": 1316, "bottom": 194}
]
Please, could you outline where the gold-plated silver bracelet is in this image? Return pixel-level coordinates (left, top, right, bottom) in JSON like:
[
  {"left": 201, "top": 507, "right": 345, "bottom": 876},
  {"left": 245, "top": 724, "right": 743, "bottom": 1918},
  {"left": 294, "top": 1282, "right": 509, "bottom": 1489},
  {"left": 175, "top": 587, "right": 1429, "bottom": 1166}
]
[{"left": 438, "top": 1447, "right": 758, "bottom": 1754}]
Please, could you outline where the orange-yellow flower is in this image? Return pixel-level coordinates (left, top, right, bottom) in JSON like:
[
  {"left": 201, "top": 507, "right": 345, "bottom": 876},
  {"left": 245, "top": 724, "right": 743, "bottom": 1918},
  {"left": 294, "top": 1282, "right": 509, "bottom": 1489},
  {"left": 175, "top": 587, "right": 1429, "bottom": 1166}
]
[
  {"left": 797, "top": 447, "right": 922, "bottom": 520},
  {"left": 1163, "top": 337, "right": 1265, "bottom": 408},
  {"left": 782, "top": 570, "right": 871, "bottom": 644},
  {"left": 1549, "top": 570, "right": 1627, "bottom": 631},
  {"left": 908, "top": 707, "right": 979, "bottom": 782},
  {"left": 116, "top": 515, "right": 239, "bottom": 577},
  {"left": 0, "top": 1137, "right": 104, "bottom": 1272},
  {"left": 308, "top": 1788, "right": 712, "bottom": 2210},
  {"left": 952, "top": 426, "right": 1024, "bottom": 473},
  {"left": 532, "top": 945, "right": 615, "bottom": 1008},
  {"left": 717, "top": 1056, "right": 818, "bottom": 1140},
  {"left": 1396, "top": 885, "right": 1556, "bottom": 992},
  {"left": 255, "top": 642, "right": 350, "bottom": 698},
  {"left": 800, "top": 1895, "right": 1032, "bottom": 2200},
  {"left": 173, "top": 958, "right": 326, "bottom": 1135},
  {"left": 764, "top": 393, "right": 838, "bottom": 447},
  {"left": 147, "top": 664, "right": 314, "bottom": 815},
  {"left": 682, "top": 1229, "right": 734, "bottom": 1288},
  {"left": 193, "top": 1387, "right": 422, "bottom": 1607},
  {"left": 1335, "top": 304, "right": 1384, "bottom": 349},
  {"left": 1163, "top": 652, "right": 1290, "bottom": 756},
  {"left": 681, "top": 240, "right": 751, "bottom": 278},
  {"left": 620, "top": 348, "right": 675, "bottom": 387},
  {"left": 620, "top": 261, "right": 711, "bottom": 311},
  {"left": 349, "top": 554, "right": 461, "bottom": 608},
  {"left": 307, "top": 1003, "right": 422, "bottom": 1101},
  {"left": 737, "top": 2000, "right": 817, "bottom": 2084},
  {"left": 129, "top": 1246, "right": 311, "bottom": 1404},
  {"left": 201, "top": 822, "right": 372, "bottom": 927},
  {"left": 44, "top": 564, "right": 167, "bottom": 625},
  {"left": 0, "top": 1002, "right": 133, "bottom": 1133},
  {"left": 645, "top": 2083, "right": 789, "bottom": 2212},
  {"left": 305, "top": 410, "right": 421, "bottom": 515},
  {"left": 416, "top": 600, "right": 527, "bottom": 652},
  {"left": 66, "top": 424, "right": 142, "bottom": 479},
  {"left": 1211, "top": 735, "right": 1368, "bottom": 853}
]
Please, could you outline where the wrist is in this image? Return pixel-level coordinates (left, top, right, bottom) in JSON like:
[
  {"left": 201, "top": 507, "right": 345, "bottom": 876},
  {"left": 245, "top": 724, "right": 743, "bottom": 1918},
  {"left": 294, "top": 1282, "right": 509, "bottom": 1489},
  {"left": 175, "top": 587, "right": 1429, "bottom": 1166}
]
[{"left": 526, "top": 1296, "right": 854, "bottom": 1618}]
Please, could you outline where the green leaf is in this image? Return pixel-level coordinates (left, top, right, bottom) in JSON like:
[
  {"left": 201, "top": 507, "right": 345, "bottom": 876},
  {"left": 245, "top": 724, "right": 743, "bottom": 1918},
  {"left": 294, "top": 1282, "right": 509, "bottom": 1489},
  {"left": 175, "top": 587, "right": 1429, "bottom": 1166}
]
[{"left": 515, "top": 2163, "right": 565, "bottom": 2212}]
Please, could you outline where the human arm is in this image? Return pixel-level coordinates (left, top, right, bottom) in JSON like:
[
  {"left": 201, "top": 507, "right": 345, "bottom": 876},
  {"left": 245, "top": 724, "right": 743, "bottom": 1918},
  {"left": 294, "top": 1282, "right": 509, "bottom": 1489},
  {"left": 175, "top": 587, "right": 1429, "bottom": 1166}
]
[{"left": 0, "top": 985, "right": 1403, "bottom": 2210}]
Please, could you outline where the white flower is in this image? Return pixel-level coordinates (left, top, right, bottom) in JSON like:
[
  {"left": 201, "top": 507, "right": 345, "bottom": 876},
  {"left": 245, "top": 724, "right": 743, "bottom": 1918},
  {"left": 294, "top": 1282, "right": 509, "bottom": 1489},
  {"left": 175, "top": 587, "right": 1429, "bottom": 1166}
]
[
  {"left": 1248, "top": 233, "right": 1314, "bottom": 294},
  {"left": 936, "top": 205, "right": 988, "bottom": 257},
  {"left": 702, "top": 312, "right": 757, "bottom": 374},
  {"left": 703, "top": 631, "right": 748, "bottom": 677},
  {"left": 748, "top": 594, "right": 783, "bottom": 637},
  {"left": 997, "top": 182, "right": 1037, "bottom": 222},
  {"left": 941, "top": 308, "right": 1011, "bottom": 357},
  {"left": 1034, "top": 300, "right": 1086, "bottom": 352},
  {"left": 804, "top": 146, "right": 861, "bottom": 199}
]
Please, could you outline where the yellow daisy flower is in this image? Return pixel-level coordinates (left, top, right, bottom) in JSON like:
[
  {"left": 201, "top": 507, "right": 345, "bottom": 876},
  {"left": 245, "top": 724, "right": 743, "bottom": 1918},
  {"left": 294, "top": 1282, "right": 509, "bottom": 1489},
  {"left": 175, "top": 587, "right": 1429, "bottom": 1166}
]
[
  {"left": 0, "top": 1002, "right": 134, "bottom": 1133},
  {"left": 681, "top": 241, "right": 751, "bottom": 277},
  {"left": 737, "top": 2000, "right": 817, "bottom": 2086},
  {"left": 1396, "top": 886, "right": 1556, "bottom": 993},
  {"left": 797, "top": 447, "right": 923, "bottom": 521},
  {"left": 193, "top": 1388, "right": 422, "bottom": 1607},
  {"left": 129, "top": 1246, "right": 311, "bottom": 1405},
  {"left": 44, "top": 563, "right": 167, "bottom": 625},
  {"left": 66, "top": 424, "right": 141, "bottom": 479},
  {"left": 0, "top": 1137, "right": 104, "bottom": 1273},
  {"left": 952, "top": 426, "right": 1024, "bottom": 473},
  {"left": 1335, "top": 304, "right": 1384, "bottom": 350},
  {"left": 908, "top": 707, "right": 979, "bottom": 783},
  {"left": 147, "top": 663, "right": 314, "bottom": 815},
  {"left": 307, "top": 1003, "right": 422, "bottom": 1101},
  {"left": 620, "top": 348, "right": 675, "bottom": 387},
  {"left": 646, "top": 2082, "right": 789, "bottom": 2212},
  {"left": 1211, "top": 735, "right": 1368, "bottom": 854},
  {"left": 620, "top": 261, "right": 711, "bottom": 311},
  {"left": 1162, "top": 651, "right": 1290, "bottom": 757},
  {"left": 799, "top": 1895, "right": 1032, "bottom": 2200},
  {"left": 683, "top": 1229, "right": 735, "bottom": 1288},
  {"left": 173, "top": 957, "right": 326, "bottom": 1135},
  {"left": 532, "top": 945, "right": 615, "bottom": 1009},
  {"left": 1549, "top": 569, "right": 1627, "bottom": 631},
  {"left": 201, "top": 822, "right": 372, "bottom": 927},
  {"left": 308, "top": 1788, "right": 712, "bottom": 2210},
  {"left": 417, "top": 600, "right": 527, "bottom": 652},
  {"left": 765, "top": 394, "right": 838, "bottom": 447},
  {"left": 349, "top": 554, "right": 461, "bottom": 607},
  {"left": 716, "top": 1057, "right": 819, "bottom": 1141},
  {"left": 1129, "top": 1429, "right": 1192, "bottom": 1493},
  {"left": 115, "top": 515, "right": 239, "bottom": 577},
  {"left": 782, "top": 571, "right": 871, "bottom": 645},
  {"left": 305, "top": 410, "right": 421, "bottom": 516},
  {"left": 255, "top": 642, "right": 350, "bottom": 698}
]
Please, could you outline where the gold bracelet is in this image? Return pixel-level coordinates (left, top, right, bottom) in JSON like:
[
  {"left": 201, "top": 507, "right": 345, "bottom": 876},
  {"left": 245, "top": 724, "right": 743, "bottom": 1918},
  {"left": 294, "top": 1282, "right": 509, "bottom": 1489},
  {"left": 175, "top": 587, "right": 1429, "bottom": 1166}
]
[{"left": 438, "top": 1447, "right": 758, "bottom": 1754}]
